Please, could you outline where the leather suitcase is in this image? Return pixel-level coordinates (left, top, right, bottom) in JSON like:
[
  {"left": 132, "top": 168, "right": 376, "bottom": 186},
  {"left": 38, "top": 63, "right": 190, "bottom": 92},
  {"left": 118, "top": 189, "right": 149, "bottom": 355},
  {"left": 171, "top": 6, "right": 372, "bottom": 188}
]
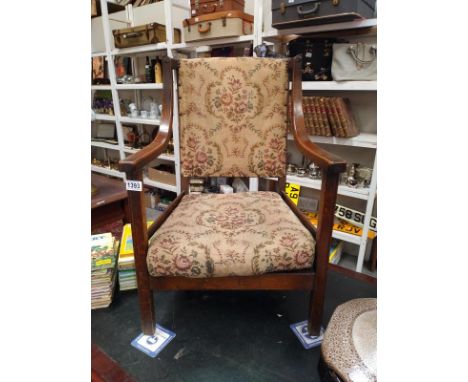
[
  {"left": 190, "top": 0, "right": 244, "bottom": 17},
  {"left": 288, "top": 37, "right": 340, "bottom": 81},
  {"left": 112, "top": 23, "right": 181, "bottom": 48},
  {"left": 183, "top": 11, "right": 253, "bottom": 42},
  {"left": 272, "top": 0, "right": 376, "bottom": 30}
]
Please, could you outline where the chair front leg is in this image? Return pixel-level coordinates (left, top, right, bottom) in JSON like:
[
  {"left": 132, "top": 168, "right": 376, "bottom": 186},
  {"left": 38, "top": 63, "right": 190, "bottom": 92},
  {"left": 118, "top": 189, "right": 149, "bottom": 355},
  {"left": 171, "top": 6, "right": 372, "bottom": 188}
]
[
  {"left": 308, "top": 169, "right": 340, "bottom": 336},
  {"left": 126, "top": 170, "right": 156, "bottom": 336}
]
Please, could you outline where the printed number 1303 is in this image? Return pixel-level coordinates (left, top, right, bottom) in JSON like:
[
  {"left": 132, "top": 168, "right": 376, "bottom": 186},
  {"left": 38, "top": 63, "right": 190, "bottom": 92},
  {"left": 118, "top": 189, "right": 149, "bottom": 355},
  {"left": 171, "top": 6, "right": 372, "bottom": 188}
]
[{"left": 126, "top": 180, "right": 142, "bottom": 192}]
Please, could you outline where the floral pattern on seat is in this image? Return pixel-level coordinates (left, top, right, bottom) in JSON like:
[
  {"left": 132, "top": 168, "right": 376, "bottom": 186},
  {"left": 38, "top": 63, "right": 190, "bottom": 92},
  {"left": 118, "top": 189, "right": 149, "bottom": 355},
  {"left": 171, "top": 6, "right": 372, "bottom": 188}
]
[
  {"left": 178, "top": 58, "right": 289, "bottom": 177},
  {"left": 147, "top": 192, "right": 315, "bottom": 278}
]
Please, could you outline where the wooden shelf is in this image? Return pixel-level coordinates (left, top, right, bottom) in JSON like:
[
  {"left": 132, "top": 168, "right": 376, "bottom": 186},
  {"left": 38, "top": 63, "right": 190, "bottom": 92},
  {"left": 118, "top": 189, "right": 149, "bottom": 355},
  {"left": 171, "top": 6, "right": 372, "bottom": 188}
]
[
  {"left": 119, "top": 116, "right": 160, "bottom": 125},
  {"left": 112, "top": 43, "right": 168, "bottom": 56},
  {"left": 91, "top": 52, "right": 107, "bottom": 58},
  {"left": 291, "top": 81, "right": 377, "bottom": 91},
  {"left": 123, "top": 147, "right": 174, "bottom": 162},
  {"left": 91, "top": 85, "right": 112, "bottom": 91},
  {"left": 268, "top": 175, "right": 370, "bottom": 200},
  {"left": 91, "top": 165, "right": 124, "bottom": 178},
  {"left": 91, "top": 141, "right": 119, "bottom": 150},
  {"left": 115, "top": 83, "right": 163, "bottom": 90},
  {"left": 288, "top": 133, "right": 377, "bottom": 149},
  {"left": 143, "top": 177, "right": 177, "bottom": 192},
  {"left": 263, "top": 18, "right": 377, "bottom": 40},
  {"left": 171, "top": 34, "right": 254, "bottom": 51},
  {"left": 94, "top": 114, "right": 116, "bottom": 122},
  {"left": 332, "top": 230, "right": 362, "bottom": 245}
]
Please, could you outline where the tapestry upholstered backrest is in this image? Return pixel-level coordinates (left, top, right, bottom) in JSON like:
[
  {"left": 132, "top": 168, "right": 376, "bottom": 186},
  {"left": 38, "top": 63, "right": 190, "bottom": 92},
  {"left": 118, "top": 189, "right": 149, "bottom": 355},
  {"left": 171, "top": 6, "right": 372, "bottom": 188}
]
[{"left": 178, "top": 57, "right": 289, "bottom": 177}]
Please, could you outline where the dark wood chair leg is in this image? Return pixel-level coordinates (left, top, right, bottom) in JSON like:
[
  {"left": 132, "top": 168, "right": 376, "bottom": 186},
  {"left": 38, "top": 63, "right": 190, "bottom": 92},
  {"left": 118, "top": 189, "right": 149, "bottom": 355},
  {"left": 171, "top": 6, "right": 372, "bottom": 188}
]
[
  {"left": 308, "top": 285, "right": 325, "bottom": 336},
  {"left": 137, "top": 283, "right": 156, "bottom": 336},
  {"left": 308, "top": 169, "right": 340, "bottom": 337},
  {"left": 125, "top": 170, "right": 156, "bottom": 336}
]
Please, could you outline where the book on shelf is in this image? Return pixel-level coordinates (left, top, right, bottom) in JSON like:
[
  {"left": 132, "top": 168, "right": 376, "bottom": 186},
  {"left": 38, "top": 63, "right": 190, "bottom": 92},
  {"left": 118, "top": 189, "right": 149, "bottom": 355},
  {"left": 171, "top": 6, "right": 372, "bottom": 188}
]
[
  {"left": 318, "top": 97, "right": 332, "bottom": 137},
  {"left": 288, "top": 96, "right": 359, "bottom": 138},
  {"left": 334, "top": 97, "right": 359, "bottom": 138}
]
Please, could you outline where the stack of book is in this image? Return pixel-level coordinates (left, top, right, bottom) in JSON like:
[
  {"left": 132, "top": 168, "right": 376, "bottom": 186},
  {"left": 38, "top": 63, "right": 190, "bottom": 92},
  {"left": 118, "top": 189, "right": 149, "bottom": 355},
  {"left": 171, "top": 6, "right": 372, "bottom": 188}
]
[
  {"left": 91, "top": 233, "right": 118, "bottom": 309},
  {"left": 118, "top": 224, "right": 138, "bottom": 291},
  {"left": 118, "top": 221, "right": 155, "bottom": 290},
  {"left": 288, "top": 96, "right": 359, "bottom": 138}
]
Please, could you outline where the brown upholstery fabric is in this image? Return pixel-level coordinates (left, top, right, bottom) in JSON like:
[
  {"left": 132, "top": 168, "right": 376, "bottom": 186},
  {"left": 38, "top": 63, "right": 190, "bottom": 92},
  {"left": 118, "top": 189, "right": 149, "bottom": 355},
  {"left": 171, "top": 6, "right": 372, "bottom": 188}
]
[
  {"left": 322, "top": 298, "right": 377, "bottom": 382},
  {"left": 147, "top": 192, "right": 315, "bottom": 278},
  {"left": 178, "top": 57, "right": 289, "bottom": 177}
]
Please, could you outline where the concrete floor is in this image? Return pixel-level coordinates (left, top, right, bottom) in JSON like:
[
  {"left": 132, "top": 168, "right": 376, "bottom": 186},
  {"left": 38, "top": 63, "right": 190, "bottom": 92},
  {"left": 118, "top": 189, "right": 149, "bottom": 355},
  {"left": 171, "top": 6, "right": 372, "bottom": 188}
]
[{"left": 92, "top": 269, "right": 376, "bottom": 382}]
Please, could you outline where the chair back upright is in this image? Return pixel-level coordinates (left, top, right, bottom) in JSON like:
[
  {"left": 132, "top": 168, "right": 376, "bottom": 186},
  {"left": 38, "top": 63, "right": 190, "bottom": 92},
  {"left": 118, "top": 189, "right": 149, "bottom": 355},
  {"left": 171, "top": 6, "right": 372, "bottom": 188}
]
[{"left": 177, "top": 57, "right": 290, "bottom": 184}]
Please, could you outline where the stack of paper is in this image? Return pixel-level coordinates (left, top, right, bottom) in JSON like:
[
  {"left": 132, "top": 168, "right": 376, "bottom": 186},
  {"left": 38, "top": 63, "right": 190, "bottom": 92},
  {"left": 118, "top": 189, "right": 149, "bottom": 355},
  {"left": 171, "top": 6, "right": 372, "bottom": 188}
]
[{"left": 91, "top": 233, "right": 118, "bottom": 309}]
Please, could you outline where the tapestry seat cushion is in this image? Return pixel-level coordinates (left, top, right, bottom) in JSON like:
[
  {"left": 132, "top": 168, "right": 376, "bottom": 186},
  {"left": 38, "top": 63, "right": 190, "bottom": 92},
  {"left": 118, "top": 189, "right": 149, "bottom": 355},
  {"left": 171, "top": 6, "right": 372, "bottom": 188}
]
[
  {"left": 322, "top": 298, "right": 377, "bottom": 382},
  {"left": 147, "top": 192, "right": 315, "bottom": 278}
]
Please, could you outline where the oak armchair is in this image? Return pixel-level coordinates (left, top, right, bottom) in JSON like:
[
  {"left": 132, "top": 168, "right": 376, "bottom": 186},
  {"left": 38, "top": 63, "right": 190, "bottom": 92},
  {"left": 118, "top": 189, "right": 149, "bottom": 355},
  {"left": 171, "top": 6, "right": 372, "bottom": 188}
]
[{"left": 119, "top": 56, "right": 346, "bottom": 337}]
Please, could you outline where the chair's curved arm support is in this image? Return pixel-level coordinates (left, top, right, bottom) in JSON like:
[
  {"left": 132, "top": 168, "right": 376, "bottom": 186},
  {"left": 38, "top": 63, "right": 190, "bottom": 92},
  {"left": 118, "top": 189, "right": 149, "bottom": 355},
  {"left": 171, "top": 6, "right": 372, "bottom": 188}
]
[
  {"left": 289, "top": 56, "right": 347, "bottom": 174},
  {"left": 119, "top": 57, "right": 177, "bottom": 174},
  {"left": 116, "top": 59, "right": 179, "bottom": 333}
]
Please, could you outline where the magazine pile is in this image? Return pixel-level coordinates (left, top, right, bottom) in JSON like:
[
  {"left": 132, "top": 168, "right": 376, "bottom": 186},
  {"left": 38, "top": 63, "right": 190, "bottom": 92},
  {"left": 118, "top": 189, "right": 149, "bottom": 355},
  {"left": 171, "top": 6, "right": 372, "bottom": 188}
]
[
  {"left": 91, "top": 233, "right": 118, "bottom": 309},
  {"left": 118, "top": 222, "right": 153, "bottom": 291},
  {"left": 118, "top": 224, "right": 138, "bottom": 291}
]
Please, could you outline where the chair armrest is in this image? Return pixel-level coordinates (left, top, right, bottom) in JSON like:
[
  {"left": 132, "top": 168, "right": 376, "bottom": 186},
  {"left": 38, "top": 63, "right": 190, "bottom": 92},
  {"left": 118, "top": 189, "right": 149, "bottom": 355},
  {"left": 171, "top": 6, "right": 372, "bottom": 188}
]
[
  {"left": 119, "top": 131, "right": 170, "bottom": 174},
  {"left": 119, "top": 57, "right": 176, "bottom": 174},
  {"left": 290, "top": 56, "right": 347, "bottom": 174}
]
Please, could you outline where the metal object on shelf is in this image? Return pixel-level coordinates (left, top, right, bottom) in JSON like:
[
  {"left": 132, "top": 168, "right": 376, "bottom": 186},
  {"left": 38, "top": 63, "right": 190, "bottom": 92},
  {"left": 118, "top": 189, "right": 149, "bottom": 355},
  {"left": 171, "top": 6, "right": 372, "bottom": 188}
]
[
  {"left": 356, "top": 166, "right": 373, "bottom": 188},
  {"left": 297, "top": 167, "right": 307, "bottom": 177},
  {"left": 287, "top": 164, "right": 298, "bottom": 175},
  {"left": 308, "top": 162, "right": 321, "bottom": 179},
  {"left": 346, "top": 163, "right": 359, "bottom": 187}
]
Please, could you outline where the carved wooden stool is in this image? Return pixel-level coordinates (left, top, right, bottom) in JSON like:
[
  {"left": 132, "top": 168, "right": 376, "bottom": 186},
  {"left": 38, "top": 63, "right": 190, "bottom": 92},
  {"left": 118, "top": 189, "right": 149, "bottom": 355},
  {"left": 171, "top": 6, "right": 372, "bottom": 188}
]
[{"left": 319, "top": 298, "right": 377, "bottom": 382}]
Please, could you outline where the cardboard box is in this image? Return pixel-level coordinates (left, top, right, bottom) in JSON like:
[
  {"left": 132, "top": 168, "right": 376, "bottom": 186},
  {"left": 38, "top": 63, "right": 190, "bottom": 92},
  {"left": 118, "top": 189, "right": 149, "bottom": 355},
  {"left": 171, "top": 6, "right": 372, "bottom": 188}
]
[{"left": 148, "top": 167, "right": 176, "bottom": 187}]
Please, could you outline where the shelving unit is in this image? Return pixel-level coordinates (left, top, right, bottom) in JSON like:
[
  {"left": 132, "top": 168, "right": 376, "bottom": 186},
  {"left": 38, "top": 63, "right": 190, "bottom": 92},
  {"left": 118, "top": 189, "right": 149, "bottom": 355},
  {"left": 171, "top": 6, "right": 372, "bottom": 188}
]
[
  {"left": 91, "top": 0, "right": 377, "bottom": 275},
  {"left": 92, "top": 0, "right": 186, "bottom": 194}
]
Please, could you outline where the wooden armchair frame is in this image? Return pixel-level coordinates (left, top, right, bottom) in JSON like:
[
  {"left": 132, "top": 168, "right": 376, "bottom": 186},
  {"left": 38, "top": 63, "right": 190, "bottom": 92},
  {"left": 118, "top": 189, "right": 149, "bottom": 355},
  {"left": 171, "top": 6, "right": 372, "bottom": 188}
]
[{"left": 119, "top": 56, "right": 346, "bottom": 337}]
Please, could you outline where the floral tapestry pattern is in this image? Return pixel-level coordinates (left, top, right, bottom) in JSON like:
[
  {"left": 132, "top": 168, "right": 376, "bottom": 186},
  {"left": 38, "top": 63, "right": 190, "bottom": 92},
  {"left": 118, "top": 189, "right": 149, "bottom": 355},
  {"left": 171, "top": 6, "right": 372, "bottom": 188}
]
[
  {"left": 178, "top": 58, "right": 289, "bottom": 177},
  {"left": 147, "top": 192, "right": 316, "bottom": 278}
]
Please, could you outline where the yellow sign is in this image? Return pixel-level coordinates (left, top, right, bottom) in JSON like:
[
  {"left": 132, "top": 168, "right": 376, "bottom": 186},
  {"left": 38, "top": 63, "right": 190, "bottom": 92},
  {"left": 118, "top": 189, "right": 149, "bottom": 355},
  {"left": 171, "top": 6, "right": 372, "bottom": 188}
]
[
  {"left": 304, "top": 211, "right": 377, "bottom": 240},
  {"left": 285, "top": 182, "right": 301, "bottom": 205},
  {"left": 95, "top": 259, "right": 112, "bottom": 266}
]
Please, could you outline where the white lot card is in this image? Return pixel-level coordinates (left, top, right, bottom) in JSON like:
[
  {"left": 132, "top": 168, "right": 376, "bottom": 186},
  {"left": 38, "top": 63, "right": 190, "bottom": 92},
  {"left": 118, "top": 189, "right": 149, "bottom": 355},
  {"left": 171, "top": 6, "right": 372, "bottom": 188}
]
[
  {"left": 290, "top": 321, "right": 324, "bottom": 349},
  {"left": 131, "top": 324, "right": 176, "bottom": 358}
]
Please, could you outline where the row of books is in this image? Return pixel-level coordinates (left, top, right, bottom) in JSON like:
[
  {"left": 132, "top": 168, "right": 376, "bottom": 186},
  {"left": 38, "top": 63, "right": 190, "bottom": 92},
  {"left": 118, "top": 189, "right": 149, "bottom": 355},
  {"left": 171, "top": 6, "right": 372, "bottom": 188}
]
[
  {"left": 91, "top": 233, "right": 119, "bottom": 309},
  {"left": 289, "top": 96, "right": 359, "bottom": 138}
]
